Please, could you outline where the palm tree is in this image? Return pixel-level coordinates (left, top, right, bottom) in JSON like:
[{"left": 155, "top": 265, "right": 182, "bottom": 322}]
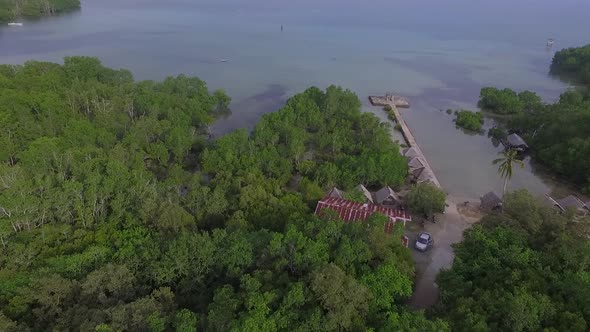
[{"left": 493, "top": 149, "right": 525, "bottom": 198}]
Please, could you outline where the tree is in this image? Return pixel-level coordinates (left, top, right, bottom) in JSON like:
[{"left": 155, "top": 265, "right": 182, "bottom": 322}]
[
  {"left": 508, "top": 87, "right": 590, "bottom": 192},
  {"left": 455, "top": 110, "right": 484, "bottom": 132},
  {"left": 0, "top": 59, "right": 439, "bottom": 331},
  {"left": 493, "top": 149, "right": 525, "bottom": 198},
  {"left": 435, "top": 191, "right": 590, "bottom": 331},
  {"left": 311, "top": 264, "right": 372, "bottom": 330},
  {"left": 550, "top": 44, "right": 590, "bottom": 85},
  {"left": 406, "top": 183, "right": 446, "bottom": 217},
  {"left": 478, "top": 87, "right": 523, "bottom": 114},
  {"left": 174, "top": 309, "right": 198, "bottom": 332}
]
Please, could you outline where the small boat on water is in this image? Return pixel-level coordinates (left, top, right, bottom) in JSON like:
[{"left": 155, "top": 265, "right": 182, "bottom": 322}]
[
  {"left": 547, "top": 38, "right": 555, "bottom": 47},
  {"left": 220, "top": 59, "right": 227, "bottom": 63},
  {"left": 7, "top": 22, "right": 23, "bottom": 26}
]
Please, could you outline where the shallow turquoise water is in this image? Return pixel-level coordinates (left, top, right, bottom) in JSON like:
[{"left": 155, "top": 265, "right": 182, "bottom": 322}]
[{"left": 1, "top": 0, "right": 588, "bottom": 199}]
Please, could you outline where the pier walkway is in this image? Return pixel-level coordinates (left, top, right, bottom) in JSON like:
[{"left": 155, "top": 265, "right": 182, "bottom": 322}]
[{"left": 385, "top": 102, "right": 441, "bottom": 188}]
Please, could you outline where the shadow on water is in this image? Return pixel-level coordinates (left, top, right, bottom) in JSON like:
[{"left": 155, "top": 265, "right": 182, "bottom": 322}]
[
  {"left": 384, "top": 56, "right": 482, "bottom": 106},
  {"left": 210, "top": 83, "right": 288, "bottom": 136}
]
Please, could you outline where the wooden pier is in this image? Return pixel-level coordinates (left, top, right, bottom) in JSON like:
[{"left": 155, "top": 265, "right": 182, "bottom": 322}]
[
  {"left": 371, "top": 96, "right": 441, "bottom": 188},
  {"left": 369, "top": 93, "right": 410, "bottom": 108}
]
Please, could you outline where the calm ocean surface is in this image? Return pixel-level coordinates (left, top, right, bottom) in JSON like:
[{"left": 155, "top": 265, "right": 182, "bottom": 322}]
[{"left": 2, "top": 0, "right": 589, "bottom": 199}]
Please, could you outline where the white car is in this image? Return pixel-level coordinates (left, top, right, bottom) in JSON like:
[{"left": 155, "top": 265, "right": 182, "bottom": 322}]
[{"left": 415, "top": 232, "right": 433, "bottom": 252}]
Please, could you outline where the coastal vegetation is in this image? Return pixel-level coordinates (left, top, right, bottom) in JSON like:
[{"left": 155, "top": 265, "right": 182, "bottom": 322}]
[
  {"left": 478, "top": 87, "right": 542, "bottom": 114},
  {"left": 487, "top": 127, "right": 506, "bottom": 140},
  {"left": 454, "top": 110, "right": 484, "bottom": 132},
  {"left": 383, "top": 104, "right": 396, "bottom": 121},
  {"left": 508, "top": 88, "right": 590, "bottom": 192},
  {"left": 0, "top": 0, "right": 79, "bottom": 22},
  {"left": 550, "top": 44, "right": 590, "bottom": 85},
  {"left": 406, "top": 183, "right": 446, "bottom": 218},
  {"left": 479, "top": 45, "right": 590, "bottom": 192},
  {"left": 0, "top": 58, "right": 442, "bottom": 331},
  {"left": 436, "top": 190, "right": 590, "bottom": 332}
]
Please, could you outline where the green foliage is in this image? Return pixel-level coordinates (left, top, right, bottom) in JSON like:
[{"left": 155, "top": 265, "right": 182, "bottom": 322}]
[
  {"left": 509, "top": 88, "right": 590, "bottom": 191},
  {"left": 479, "top": 87, "right": 521, "bottom": 113},
  {"left": 550, "top": 44, "right": 590, "bottom": 85},
  {"left": 382, "top": 104, "right": 397, "bottom": 121},
  {"left": 454, "top": 110, "right": 484, "bottom": 131},
  {"left": 517, "top": 90, "right": 543, "bottom": 111},
  {"left": 0, "top": 58, "right": 425, "bottom": 330},
  {"left": 0, "top": 0, "right": 80, "bottom": 21},
  {"left": 174, "top": 309, "right": 198, "bottom": 332},
  {"left": 344, "top": 188, "right": 367, "bottom": 203},
  {"left": 406, "top": 183, "right": 446, "bottom": 217},
  {"left": 487, "top": 127, "right": 506, "bottom": 140},
  {"left": 435, "top": 190, "right": 590, "bottom": 331}
]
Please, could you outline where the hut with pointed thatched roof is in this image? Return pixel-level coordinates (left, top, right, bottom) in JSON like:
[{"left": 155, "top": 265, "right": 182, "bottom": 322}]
[
  {"left": 408, "top": 157, "right": 425, "bottom": 170},
  {"left": 411, "top": 167, "right": 434, "bottom": 184},
  {"left": 326, "top": 187, "right": 344, "bottom": 199},
  {"left": 356, "top": 184, "right": 374, "bottom": 203},
  {"left": 480, "top": 191, "right": 502, "bottom": 212},
  {"left": 402, "top": 147, "right": 420, "bottom": 159},
  {"left": 543, "top": 194, "right": 562, "bottom": 211},
  {"left": 374, "top": 186, "right": 401, "bottom": 207},
  {"left": 555, "top": 195, "right": 589, "bottom": 215},
  {"left": 504, "top": 133, "right": 528, "bottom": 151}
]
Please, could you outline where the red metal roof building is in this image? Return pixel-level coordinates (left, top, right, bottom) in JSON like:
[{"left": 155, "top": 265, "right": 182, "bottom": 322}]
[{"left": 314, "top": 197, "right": 412, "bottom": 233}]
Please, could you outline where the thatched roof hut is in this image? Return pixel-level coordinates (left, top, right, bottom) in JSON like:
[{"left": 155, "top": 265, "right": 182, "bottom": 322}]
[
  {"left": 356, "top": 184, "right": 374, "bottom": 203},
  {"left": 504, "top": 133, "right": 528, "bottom": 151},
  {"left": 415, "top": 168, "right": 435, "bottom": 184},
  {"left": 408, "top": 157, "right": 425, "bottom": 170},
  {"left": 555, "top": 195, "right": 588, "bottom": 213},
  {"left": 402, "top": 147, "right": 420, "bottom": 159},
  {"left": 480, "top": 191, "right": 502, "bottom": 211},
  {"left": 543, "top": 194, "right": 562, "bottom": 211},
  {"left": 326, "top": 187, "right": 344, "bottom": 199},
  {"left": 374, "top": 186, "right": 401, "bottom": 206}
]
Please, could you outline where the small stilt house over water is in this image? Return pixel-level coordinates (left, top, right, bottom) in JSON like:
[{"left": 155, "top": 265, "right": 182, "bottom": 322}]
[
  {"left": 408, "top": 157, "right": 425, "bottom": 170},
  {"left": 411, "top": 167, "right": 435, "bottom": 184},
  {"left": 480, "top": 191, "right": 503, "bottom": 212},
  {"left": 504, "top": 133, "right": 529, "bottom": 152},
  {"left": 402, "top": 147, "right": 420, "bottom": 159}
]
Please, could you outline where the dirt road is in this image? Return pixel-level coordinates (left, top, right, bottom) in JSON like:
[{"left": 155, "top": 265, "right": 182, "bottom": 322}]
[{"left": 407, "top": 198, "right": 479, "bottom": 309}]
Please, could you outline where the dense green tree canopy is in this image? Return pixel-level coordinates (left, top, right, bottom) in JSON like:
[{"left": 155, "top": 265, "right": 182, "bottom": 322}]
[
  {"left": 406, "top": 183, "right": 446, "bottom": 218},
  {"left": 454, "top": 110, "right": 484, "bottom": 132},
  {"left": 435, "top": 190, "right": 590, "bottom": 332},
  {"left": 0, "top": 0, "right": 80, "bottom": 22},
  {"left": 0, "top": 57, "right": 434, "bottom": 331},
  {"left": 550, "top": 44, "right": 590, "bottom": 85},
  {"left": 478, "top": 88, "right": 542, "bottom": 114},
  {"left": 509, "top": 88, "right": 590, "bottom": 192}
]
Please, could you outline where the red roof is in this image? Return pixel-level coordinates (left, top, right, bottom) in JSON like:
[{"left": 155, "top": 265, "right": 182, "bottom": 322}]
[{"left": 314, "top": 196, "right": 411, "bottom": 233}]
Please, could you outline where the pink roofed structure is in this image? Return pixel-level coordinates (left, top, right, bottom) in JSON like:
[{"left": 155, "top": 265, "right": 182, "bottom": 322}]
[{"left": 314, "top": 196, "right": 411, "bottom": 233}]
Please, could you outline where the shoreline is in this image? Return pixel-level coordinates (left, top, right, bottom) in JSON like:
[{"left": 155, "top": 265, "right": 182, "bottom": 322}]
[
  {"left": 373, "top": 98, "right": 477, "bottom": 310},
  {"left": 382, "top": 101, "right": 442, "bottom": 188}
]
